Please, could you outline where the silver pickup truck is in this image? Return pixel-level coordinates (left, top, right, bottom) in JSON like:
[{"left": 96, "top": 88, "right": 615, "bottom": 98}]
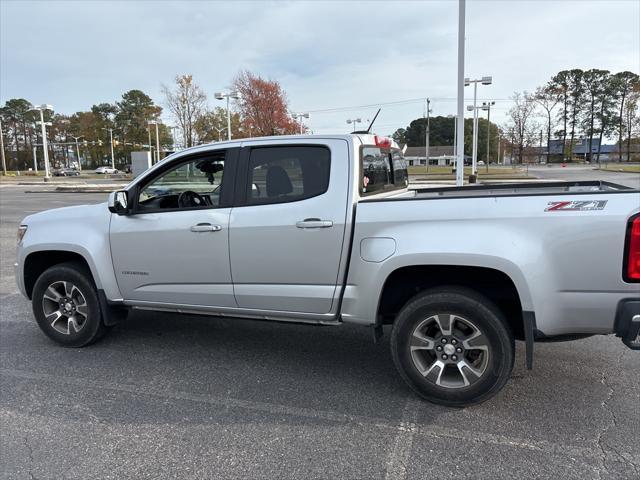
[{"left": 15, "top": 134, "right": 640, "bottom": 406}]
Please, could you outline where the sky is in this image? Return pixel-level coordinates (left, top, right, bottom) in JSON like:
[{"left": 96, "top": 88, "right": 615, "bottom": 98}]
[{"left": 1, "top": 0, "right": 639, "bottom": 136}]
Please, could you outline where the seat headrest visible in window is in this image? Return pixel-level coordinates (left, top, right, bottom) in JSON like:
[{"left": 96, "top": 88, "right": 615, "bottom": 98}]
[{"left": 266, "top": 165, "right": 293, "bottom": 197}]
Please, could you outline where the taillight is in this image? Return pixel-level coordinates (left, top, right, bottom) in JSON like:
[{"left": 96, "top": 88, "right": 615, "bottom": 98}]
[
  {"left": 624, "top": 214, "right": 640, "bottom": 282},
  {"left": 374, "top": 135, "right": 392, "bottom": 148}
]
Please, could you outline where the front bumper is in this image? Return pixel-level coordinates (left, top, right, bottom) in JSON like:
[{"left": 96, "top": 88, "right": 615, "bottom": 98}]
[{"left": 614, "top": 299, "right": 640, "bottom": 350}]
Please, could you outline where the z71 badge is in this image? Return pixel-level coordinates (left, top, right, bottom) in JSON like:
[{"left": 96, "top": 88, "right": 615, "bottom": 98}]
[{"left": 545, "top": 200, "right": 608, "bottom": 212}]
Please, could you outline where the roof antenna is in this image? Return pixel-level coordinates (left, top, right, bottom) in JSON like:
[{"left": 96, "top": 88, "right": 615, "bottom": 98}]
[
  {"left": 352, "top": 108, "right": 382, "bottom": 134},
  {"left": 365, "top": 108, "right": 381, "bottom": 134}
]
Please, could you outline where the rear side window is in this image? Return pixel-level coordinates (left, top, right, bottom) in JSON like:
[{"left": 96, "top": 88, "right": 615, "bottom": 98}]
[
  {"left": 246, "top": 146, "right": 330, "bottom": 205},
  {"left": 361, "top": 146, "right": 408, "bottom": 195}
]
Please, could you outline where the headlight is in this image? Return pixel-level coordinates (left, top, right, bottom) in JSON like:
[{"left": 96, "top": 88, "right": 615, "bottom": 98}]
[{"left": 17, "top": 225, "right": 28, "bottom": 243}]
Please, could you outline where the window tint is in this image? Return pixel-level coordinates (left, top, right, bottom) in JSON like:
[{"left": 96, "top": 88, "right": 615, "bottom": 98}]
[
  {"left": 361, "top": 146, "right": 407, "bottom": 195},
  {"left": 138, "top": 154, "right": 225, "bottom": 211},
  {"left": 247, "top": 146, "right": 330, "bottom": 205}
]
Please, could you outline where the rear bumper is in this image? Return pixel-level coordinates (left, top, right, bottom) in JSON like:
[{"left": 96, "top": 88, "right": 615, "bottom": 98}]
[{"left": 614, "top": 299, "right": 640, "bottom": 350}]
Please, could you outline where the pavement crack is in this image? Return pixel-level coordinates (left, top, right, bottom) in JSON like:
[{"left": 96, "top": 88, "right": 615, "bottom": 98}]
[
  {"left": 595, "top": 352, "right": 639, "bottom": 478},
  {"left": 23, "top": 435, "right": 38, "bottom": 480}
]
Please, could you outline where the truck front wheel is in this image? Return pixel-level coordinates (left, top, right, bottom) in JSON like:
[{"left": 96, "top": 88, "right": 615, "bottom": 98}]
[
  {"left": 390, "top": 287, "right": 514, "bottom": 407},
  {"left": 32, "top": 262, "right": 107, "bottom": 347}
]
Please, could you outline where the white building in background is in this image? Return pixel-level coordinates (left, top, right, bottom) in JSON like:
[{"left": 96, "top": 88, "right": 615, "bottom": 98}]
[{"left": 404, "top": 146, "right": 470, "bottom": 166}]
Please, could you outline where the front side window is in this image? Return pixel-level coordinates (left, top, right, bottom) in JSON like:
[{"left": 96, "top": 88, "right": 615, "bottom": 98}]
[
  {"left": 246, "top": 146, "right": 330, "bottom": 205},
  {"left": 138, "top": 153, "right": 225, "bottom": 211}
]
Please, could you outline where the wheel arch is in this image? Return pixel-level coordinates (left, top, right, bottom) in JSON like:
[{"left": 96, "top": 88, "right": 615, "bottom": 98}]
[
  {"left": 376, "top": 264, "right": 531, "bottom": 343},
  {"left": 23, "top": 249, "right": 99, "bottom": 299}
]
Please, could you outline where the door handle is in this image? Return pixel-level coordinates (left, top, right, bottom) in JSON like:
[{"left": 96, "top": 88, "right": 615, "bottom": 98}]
[
  {"left": 190, "top": 223, "right": 222, "bottom": 232},
  {"left": 296, "top": 218, "right": 333, "bottom": 229}
]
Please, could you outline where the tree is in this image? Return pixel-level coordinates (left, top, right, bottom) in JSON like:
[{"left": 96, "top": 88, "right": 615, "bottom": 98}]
[
  {"left": 548, "top": 70, "right": 571, "bottom": 160},
  {"left": 232, "top": 70, "right": 299, "bottom": 136},
  {"left": 391, "top": 128, "right": 407, "bottom": 146},
  {"left": 162, "top": 74, "right": 207, "bottom": 148},
  {"left": 581, "top": 69, "right": 610, "bottom": 162},
  {"left": 505, "top": 92, "right": 538, "bottom": 164},
  {"left": 193, "top": 107, "right": 242, "bottom": 143},
  {"left": 534, "top": 85, "right": 560, "bottom": 162},
  {"left": 0, "top": 98, "right": 33, "bottom": 169},
  {"left": 611, "top": 71, "right": 640, "bottom": 161},
  {"left": 593, "top": 74, "right": 618, "bottom": 164},
  {"left": 566, "top": 69, "right": 585, "bottom": 160},
  {"left": 623, "top": 84, "right": 640, "bottom": 161}
]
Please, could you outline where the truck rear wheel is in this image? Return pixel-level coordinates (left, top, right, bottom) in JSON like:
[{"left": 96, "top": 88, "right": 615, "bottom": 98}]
[
  {"left": 390, "top": 287, "right": 514, "bottom": 407},
  {"left": 32, "top": 262, "right": 107, "bottom": 347}
]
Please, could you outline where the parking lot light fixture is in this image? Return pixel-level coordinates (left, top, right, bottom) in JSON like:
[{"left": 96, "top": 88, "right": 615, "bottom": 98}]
[
  {"left": 67, "top": 135, "right": 84, "bottom": 171},
  {"left": 28, "top": 104, "right": 54, "bottom": 180},
  {"left": 215, "top": 91, "right": 241, "bottom": 141},
  {"left": 101, "top": 128, "right": 116, "bottom": 169},
  {"left": 346, "top": 118, "right": 362, "bottom": 132},
  {"left": 465, "top": 76, "right": 493, "bottom": 175},
  {"left": 148, "top": 120, "right": 161, "bottom": 163},
  {"left": 292, "top": 112, "right": 310, "bottom": 134}
]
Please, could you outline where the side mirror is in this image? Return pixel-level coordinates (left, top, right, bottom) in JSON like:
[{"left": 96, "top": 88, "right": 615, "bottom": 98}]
[{"left": 108, "top": 190, "right": 130, "bottom": 215}]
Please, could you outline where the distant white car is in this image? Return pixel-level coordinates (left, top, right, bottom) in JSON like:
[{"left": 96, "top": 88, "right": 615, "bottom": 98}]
[
  {"left": 95, "top": 166, "right": 119, "bottom": 174},
  {"left": 478, "top": 161, "right": 486, "bottom": 166}
]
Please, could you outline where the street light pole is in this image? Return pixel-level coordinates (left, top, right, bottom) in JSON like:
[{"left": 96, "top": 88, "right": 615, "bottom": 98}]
[
  {"left": 292, "top": 113, "right": 310, "bottom": 134},
  {"left": 464, "top": 76, "right": 493, "bottom": 176},
  {"left": 101, "top": 128, "right": 115, "bottom": 169},
  {"left": 155, "top": 122, "right": 160, "bottom": 162},
  {"left": 346, "top": 118, "right": 362, "bottom": 132},
  {"left": 482, "top": 101, "right": 495, "bottom": 172},
  {"left": 425, "top": 98, "right": 431, "bottom": 173},
  {"left": 455, "top": 0, "right": 466, "bottom": 187},
  {"left": 68, "top": 135, "right": 83, "bottom": 171},
  {"left": 0, "top": 118, "right": 6, "bottom": 176},
  {"left": 215, "top": 91, "right": 241, "bottom": 141},
  {"left": 28, "top": 105, "right": 54, "bottom": 179}
]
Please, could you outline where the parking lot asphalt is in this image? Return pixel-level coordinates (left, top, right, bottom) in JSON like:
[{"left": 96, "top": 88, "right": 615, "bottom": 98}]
[{"left": 1, "top": 181, "right": 639, "bottom": 480}]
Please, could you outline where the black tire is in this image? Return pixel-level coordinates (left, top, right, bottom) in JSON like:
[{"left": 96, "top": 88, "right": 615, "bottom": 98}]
[
  {"left": 390, "top": 287, "right": 514, "bottom": 407},
  {"left": 32, "top": 261, "right": 107, "bottom": 347}
]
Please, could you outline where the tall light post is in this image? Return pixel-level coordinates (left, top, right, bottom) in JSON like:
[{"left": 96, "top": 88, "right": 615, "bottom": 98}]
[
  {"left": 455, "top": 0, "right": 466, "bottom": 186},
  {"left": 102, "top": 128, "right": 115, "bottom": 169},
  {"left": 292, "top": 112, "right": 309, "bottom": 134},
  {"left": 213, "top": 126, "right": 227, "bottom": 142},
  {"left": 148, "top": 120, "right": 161, "bottom": 163},
  {"left": 214, "top": 90, "right": 241, "bottom": 141},
  {"left": 0, "top": 118, "right": 6, "bottom": 176},
  {"left": 447, "top": 114, "right": 458, "bottom": 160},
  {"left": 29, "top": 104, "right": 54, "bottom": 180},
  {"left": 482, "top": 101, "right": 495, "bottom": 172},
  {"left": 346, "top": 118, "right": 362, "bottom": 132},
  {"left": 68, "top": 135, "right": 84, "bottom": 171},
  {"left": 464, "top": 76, "right": 492, "bottom": 175}
]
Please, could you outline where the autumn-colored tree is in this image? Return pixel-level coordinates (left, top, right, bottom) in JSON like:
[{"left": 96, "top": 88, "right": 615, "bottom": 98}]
[
  {"left": 232, "top": 70, "right": 299, "bottom": 136},
  {"left": 162, "top": 75, "right": 207, "bottom": 148}
]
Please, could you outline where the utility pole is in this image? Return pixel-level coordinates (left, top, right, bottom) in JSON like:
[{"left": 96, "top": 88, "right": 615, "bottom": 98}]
[
  {"left": 68, "top": 135, "right": 83, "bottom": 170},
  {"left": 455, "top": 0, "right": 466, "bottom": 187},
  {"left": 425, "top": 98, "right": 431, "bottom": 173},
  {"left": 215, "top": 91, "right": 241, "bottom": 141},
  {"left": 0, "top": 118, "right": 6, "bottom": 176}
]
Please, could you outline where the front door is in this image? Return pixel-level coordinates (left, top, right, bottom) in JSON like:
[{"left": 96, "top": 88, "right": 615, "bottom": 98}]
[
  {"left": 110, "top": 148, "right": 236, "bottom": 307},
  {"left": 229, "top": 141, "right": 350, "bottom": 314}
]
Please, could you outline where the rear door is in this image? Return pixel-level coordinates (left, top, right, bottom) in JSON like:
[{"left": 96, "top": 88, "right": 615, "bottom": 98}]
[{"left": 229, "top": 139, "right": 350, "bottom": 314}]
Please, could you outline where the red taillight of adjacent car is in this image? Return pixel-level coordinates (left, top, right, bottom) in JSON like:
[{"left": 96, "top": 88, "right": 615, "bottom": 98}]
[{"left": 624, "top": 214, "right": 640, "bottom": 282}]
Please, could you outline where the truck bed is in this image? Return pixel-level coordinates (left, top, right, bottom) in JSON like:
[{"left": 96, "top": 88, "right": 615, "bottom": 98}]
[{"left": 377, "top": 181, "right": 634, "bottom": 201}]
